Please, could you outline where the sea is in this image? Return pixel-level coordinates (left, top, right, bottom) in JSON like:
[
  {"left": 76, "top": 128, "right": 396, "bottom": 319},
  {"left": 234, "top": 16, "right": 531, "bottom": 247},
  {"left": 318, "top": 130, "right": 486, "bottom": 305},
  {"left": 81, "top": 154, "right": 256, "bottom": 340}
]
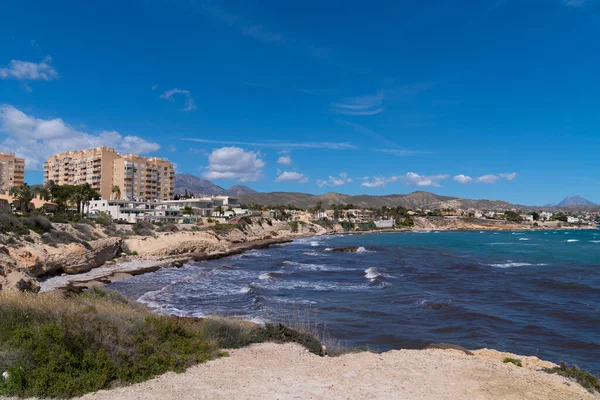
[{"left": 108, "top": 229, "right": 600, "bottom": 374}]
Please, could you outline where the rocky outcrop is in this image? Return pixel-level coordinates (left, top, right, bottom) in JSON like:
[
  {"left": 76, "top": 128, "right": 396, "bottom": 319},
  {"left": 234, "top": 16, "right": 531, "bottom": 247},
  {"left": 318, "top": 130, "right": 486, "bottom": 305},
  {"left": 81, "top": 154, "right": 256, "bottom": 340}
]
[
  {"left": 9, "top": 237, "right": 123, "bottom": 276},
  {"left": 0, "top": 248, "right": 39, "bottom": 292}
]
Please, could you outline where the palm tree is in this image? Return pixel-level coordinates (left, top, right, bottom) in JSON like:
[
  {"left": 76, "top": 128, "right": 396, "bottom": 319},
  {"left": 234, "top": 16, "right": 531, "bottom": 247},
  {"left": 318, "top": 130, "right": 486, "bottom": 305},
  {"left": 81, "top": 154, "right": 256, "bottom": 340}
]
[
  {"left": 111, "top": 185, "right": 121, "bottom": 200},
  {"left": 33, "top": 185, "right": 51, "bottom": 201},
  {"left": 70, "top": 183, "right": 100, "bottom": 216},
  {"left": 9, "top": 183, "right": 34, "bottom": 213}
]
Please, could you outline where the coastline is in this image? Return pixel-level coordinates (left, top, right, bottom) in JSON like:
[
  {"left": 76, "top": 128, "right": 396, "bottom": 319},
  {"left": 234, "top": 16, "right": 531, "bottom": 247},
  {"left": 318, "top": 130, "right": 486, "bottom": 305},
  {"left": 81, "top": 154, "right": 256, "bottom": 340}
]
[{"left": 38, "top": 220, "right": 597, "bottom": 293}]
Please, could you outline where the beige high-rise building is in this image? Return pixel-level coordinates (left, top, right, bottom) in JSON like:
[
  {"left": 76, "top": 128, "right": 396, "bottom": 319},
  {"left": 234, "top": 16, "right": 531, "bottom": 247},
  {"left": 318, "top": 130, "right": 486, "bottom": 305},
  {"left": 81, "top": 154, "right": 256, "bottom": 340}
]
[
  {"left": 0, "top": 152, "right": 25, "bottom": 191},
  {"left": 44, "top": 147, "right": 174, "bottom": 201},
  {"left": 112, "top": 154, "right": 175, "bottom": 201},
  {"left": 44, "top": 147, "right": 121, "bottom": 199}
]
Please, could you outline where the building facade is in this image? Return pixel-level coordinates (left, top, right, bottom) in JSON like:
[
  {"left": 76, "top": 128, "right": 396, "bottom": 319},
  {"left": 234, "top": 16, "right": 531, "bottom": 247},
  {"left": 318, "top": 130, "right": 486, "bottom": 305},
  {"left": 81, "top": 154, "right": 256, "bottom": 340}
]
[
  {"left": 44, "top": 147, "right": 175, "bottom": 201},
  {"left": 0, "top": 152, "right": 25, "bottom": 191}
]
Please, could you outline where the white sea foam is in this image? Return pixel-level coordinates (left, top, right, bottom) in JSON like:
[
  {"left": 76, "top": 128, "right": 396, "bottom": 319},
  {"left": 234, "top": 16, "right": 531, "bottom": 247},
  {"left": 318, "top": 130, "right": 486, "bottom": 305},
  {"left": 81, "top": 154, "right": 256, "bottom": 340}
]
[
  {"left": 239, "top": 285, "right": 252, "bottom": 294},
  {"left": 566, "top": 239, "right": 579, "bottom": 243},
  {"left": 310, "top": 241, "right": 321, "bottom": 247},
  {"left": 488, "top": 262, "right": 547, "bottom": 268},
  {"left": 259, "top": 272, "right": 282, "bottom": 280},
  {"left": 283, "top": 260, "right": 343, "bottom": 271},
  {"left": 519, "top": 238, "right": 530, "bottom": 241},
  {"left": 512, "top": 232, "right": 525, "bottom": 235},
  {"left": 303, "top": 251, "right": 326, "bottom": 257},
  {"left": 356, "top": 246, "right": 368, "bottom": 253},
  {"left": 590, "top": 240, "right": 600, "bottom": 243},
  {"left": 364, "top": 267, "right": 392, "bottom": 280}
]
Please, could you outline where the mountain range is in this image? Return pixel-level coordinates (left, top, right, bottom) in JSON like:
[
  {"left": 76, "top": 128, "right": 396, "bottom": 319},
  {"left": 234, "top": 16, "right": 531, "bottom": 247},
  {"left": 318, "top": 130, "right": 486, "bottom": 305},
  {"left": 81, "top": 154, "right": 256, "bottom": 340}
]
[
  {"left": 174, "top": 174, "right": 599, "bottom": 211},
  {"left": 174, "top": 174, "right": 257, "bottom": 197}
]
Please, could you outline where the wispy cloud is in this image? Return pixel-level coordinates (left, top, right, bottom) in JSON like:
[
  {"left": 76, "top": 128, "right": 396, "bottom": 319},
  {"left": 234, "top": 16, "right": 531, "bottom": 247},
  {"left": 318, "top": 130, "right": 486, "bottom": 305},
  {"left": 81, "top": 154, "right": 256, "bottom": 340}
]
[
  {"left": 361, "top": 172, "right": 449, "bottom": 188},
  {"left": 376, "top": 149, "right": 431, "bottom": 157},
  {"left": 361, "top": 176, "right": 399, "bottom": 188},
  {"left": 563, "top": 0, "right": 587, "bottom": 7},
  {"left": 0, "top": 56, "right": 58, "bottom": 81},
  {"left": 298, "top": 88, "right": 338, "bottom": 96},
  {"left": 183, "top": 138, "right": 357, "bottom": 150},
  {"left": 477, "top": 172, "right": 518, "bottom": 184},
  {"left": 240, "top": 25, "right": 286, "bottom": 44},
  {"left": 275, "top": 171, "right": 308, "bottom": 183},
  {"left": 160, "top": 88, "right": 197, "bottom": 111},
  {"left": 404, "top": 172, "right": 450, "bottom": 187},
  {"left": 331, "top": 91, "right": 384, "bottom": 116}
]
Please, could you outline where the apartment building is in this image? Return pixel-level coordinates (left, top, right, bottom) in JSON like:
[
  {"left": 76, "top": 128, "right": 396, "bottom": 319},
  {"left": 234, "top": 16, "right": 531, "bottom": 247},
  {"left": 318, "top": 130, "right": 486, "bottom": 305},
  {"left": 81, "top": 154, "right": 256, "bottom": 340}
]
[
  {"left": 44, "top": 147, "right": 175, "bottom": 201},
  {"left": 44, "top": 147, "right": 121, "bottom": 199},
  {"left": 112, "top": 155, "right": 175, "bottom": 201},
  {"left": 0, "top": 152, "right": 25, "bottom": 191}
]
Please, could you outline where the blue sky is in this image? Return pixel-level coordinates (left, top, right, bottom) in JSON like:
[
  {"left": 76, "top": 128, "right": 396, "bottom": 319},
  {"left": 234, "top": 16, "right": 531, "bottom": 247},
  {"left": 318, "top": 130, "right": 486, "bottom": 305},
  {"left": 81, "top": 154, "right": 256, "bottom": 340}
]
[{"left": 1, "top": 0, "right": 599, "bottom": 205}]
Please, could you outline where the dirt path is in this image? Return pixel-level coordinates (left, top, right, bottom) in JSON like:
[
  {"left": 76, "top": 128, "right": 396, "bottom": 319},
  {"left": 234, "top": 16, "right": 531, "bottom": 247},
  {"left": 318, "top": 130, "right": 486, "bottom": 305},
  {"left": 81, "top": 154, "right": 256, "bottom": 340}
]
[{"left": 80, "top": 343, "right": 598, "bottom": 400}]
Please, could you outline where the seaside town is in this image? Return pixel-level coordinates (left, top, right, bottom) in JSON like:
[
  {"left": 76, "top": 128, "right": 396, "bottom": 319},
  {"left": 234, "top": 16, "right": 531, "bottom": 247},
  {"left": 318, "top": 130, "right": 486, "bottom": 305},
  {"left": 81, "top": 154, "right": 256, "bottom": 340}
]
[{"left": 2, "top": 147, "right": 599, "bottom": 230}]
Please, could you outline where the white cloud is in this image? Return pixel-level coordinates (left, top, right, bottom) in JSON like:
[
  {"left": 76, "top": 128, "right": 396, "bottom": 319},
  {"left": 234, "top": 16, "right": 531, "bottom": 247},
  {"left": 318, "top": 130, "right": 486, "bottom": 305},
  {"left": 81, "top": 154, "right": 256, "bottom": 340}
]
[
  {"left": 361, "top": 176, "right": 399, "bottom": 188},
  {"left": 184, "top": 138, "right": 356, "bottom": 150},
  {"left": 0, "top": 105, "right": 160, "bottom": 170},
  {"left": 499, "top": 172, "right": 517, "bottom": 181},
  {"left": 477, "top": 172, "right": 518, "bottom": 184},
  {"left": 477, "top": 174, "right": 499, "bottom": 184},
  {"left": 404, "top": 172, "right": 450, "bottom": 187},
  {"left": 331, "top": 91, "right": 384, "bottom": 116},
  {"left": 160, "top": 88, "right": 196, "bottom": 111},
  {"left": 203, "top": 146, "right": 265, "bottom": 182},
  {"left": 275, "top": 171, "right": 308, "bottom": 183},
  {"left": 317, "top": 172, "right": 353, "bottom": 187},
  {"left": 0, "top": 56, "right": 58, "bottom": 81},
  {"left": 453, "top": 174, "right": 473, "bottom": 184},
  {"left": 277, "top": 155, "right": 292, "bottom": 166}
]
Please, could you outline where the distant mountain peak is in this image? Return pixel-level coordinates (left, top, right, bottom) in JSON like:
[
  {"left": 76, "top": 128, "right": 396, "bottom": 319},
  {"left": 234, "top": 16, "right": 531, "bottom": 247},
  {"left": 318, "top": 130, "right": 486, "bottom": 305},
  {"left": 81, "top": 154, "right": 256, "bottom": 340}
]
[
  {"left": 174, "top": 174, "right": 256, "bottom": 197},
  {"left": 557, "top": 195, "right": 597, "bottom": 207}
]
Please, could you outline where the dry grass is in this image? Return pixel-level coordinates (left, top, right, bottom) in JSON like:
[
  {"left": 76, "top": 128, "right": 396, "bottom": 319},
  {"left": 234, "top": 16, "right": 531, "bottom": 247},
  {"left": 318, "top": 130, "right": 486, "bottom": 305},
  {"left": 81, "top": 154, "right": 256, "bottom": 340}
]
[{"left": 0, "top": 289, "right": 326, "bottom": 398}]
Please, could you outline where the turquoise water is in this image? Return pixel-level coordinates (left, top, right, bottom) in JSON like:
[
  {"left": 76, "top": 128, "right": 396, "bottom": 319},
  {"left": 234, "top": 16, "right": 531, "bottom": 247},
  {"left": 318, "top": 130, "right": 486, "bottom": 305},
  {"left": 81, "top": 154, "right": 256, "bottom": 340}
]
[{"left": 109, "top": 229, "right": 600, "bottom": 373}]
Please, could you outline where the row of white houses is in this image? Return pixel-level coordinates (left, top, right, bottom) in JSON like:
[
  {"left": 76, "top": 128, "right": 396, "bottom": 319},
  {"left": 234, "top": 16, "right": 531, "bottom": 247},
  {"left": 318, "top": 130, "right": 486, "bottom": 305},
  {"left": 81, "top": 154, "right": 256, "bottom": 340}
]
[{"left": 84, "top": 196, "right": 245, "bottom": 223}]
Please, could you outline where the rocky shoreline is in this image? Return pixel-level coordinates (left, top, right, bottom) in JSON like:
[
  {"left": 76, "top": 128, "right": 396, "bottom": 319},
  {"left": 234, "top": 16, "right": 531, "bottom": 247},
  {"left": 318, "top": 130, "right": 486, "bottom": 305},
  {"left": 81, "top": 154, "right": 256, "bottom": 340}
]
[{"left": 2, "top": 216, "right": 596, "bottom": 294}]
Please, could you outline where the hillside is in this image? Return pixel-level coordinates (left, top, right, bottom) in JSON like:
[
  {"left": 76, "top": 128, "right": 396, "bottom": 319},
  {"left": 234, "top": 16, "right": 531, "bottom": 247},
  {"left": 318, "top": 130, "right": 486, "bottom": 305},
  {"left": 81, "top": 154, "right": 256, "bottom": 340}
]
[{"left": 239, "top": 191, "right": 517, "bottom": 211}]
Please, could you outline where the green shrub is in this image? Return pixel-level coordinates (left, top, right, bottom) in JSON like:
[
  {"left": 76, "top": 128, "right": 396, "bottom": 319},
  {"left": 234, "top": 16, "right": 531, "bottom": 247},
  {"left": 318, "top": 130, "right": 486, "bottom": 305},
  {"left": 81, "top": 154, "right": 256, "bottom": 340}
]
[
  {"left": 288, "top": 221, "right": 299, "bottom": 232},
  {"left": 156, "top": 224, "right": 179, "bottom": 233},
  {"left": 543, "top": 362, "right": 600, "bottom": 393},
  {"left": 21, "top": 215, "right": 54, "bottom": 235},
  {"left": 210, "top": 223, "right": 238, "bottom": 235},
  {"left": 0, "top": 211, "right": 29, "bottom": 236},
  {"left": 131, "top": 251, "right": 138, "bottom": 256},
  {"left": 503, "top": 357, "right": 523, "bottom": 367},
  {"left": 133, "top": 221, "right": 155, "bottom": 237},
  {"left": 0, "top": 289, "right": 325, "bottom": 398},
  {"left": 50, "top": 214, "right": 69, "bottom": 224}
]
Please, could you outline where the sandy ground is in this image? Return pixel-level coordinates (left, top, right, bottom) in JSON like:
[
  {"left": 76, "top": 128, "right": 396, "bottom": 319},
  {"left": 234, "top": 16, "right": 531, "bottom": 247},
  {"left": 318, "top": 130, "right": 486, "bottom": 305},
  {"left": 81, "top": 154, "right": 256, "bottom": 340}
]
[{"left": 79, "top": 342, "right": 599, "bottom": 400}]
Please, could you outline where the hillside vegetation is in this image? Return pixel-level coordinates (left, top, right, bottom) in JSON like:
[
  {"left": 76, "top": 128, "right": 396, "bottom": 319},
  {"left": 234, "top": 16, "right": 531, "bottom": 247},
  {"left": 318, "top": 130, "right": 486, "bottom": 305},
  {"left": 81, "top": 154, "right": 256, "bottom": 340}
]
[{"left": 0, "top": 289, "right": 323, "bottom": 398}]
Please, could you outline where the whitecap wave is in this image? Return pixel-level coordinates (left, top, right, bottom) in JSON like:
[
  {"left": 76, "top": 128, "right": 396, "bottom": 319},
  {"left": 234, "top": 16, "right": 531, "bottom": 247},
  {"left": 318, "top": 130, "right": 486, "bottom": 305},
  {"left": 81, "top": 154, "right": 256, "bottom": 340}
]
[
  {"left": 590, "top": 240, "right": 600, "bottom": 244},
  {"left": 364, "top": 267, "right": 392, "bottom": 281},
  {"left": 310, "top": 241, "right": 321, "bottom": 247},
  {"left": 488, "top": 262, "right": 547, "bottom": 268},
  {"left": 283, "top": 260, "right": 344, "bottom": 271},
  {"left": 566, "top": 239, "right": 579, "bottom": 243},
  {"left": 519, "top": 238, "right": 530, "bottom": 241},
  {"left": 303, "top": 251, "right": 326, "bottom": 257},
  {"left": 259, "top": 272, "right": 282, "bottom": 280}
]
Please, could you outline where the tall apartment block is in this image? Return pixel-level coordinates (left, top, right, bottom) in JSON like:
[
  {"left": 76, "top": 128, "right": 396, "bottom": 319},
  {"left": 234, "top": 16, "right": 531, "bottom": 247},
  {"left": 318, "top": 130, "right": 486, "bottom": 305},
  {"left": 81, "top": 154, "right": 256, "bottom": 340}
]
[
  {"left": 44, "top": 147, "right": 175, "bottom": 201},
  {"left": 0, "top": 152, "right": 25, "bottom": 191}
]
